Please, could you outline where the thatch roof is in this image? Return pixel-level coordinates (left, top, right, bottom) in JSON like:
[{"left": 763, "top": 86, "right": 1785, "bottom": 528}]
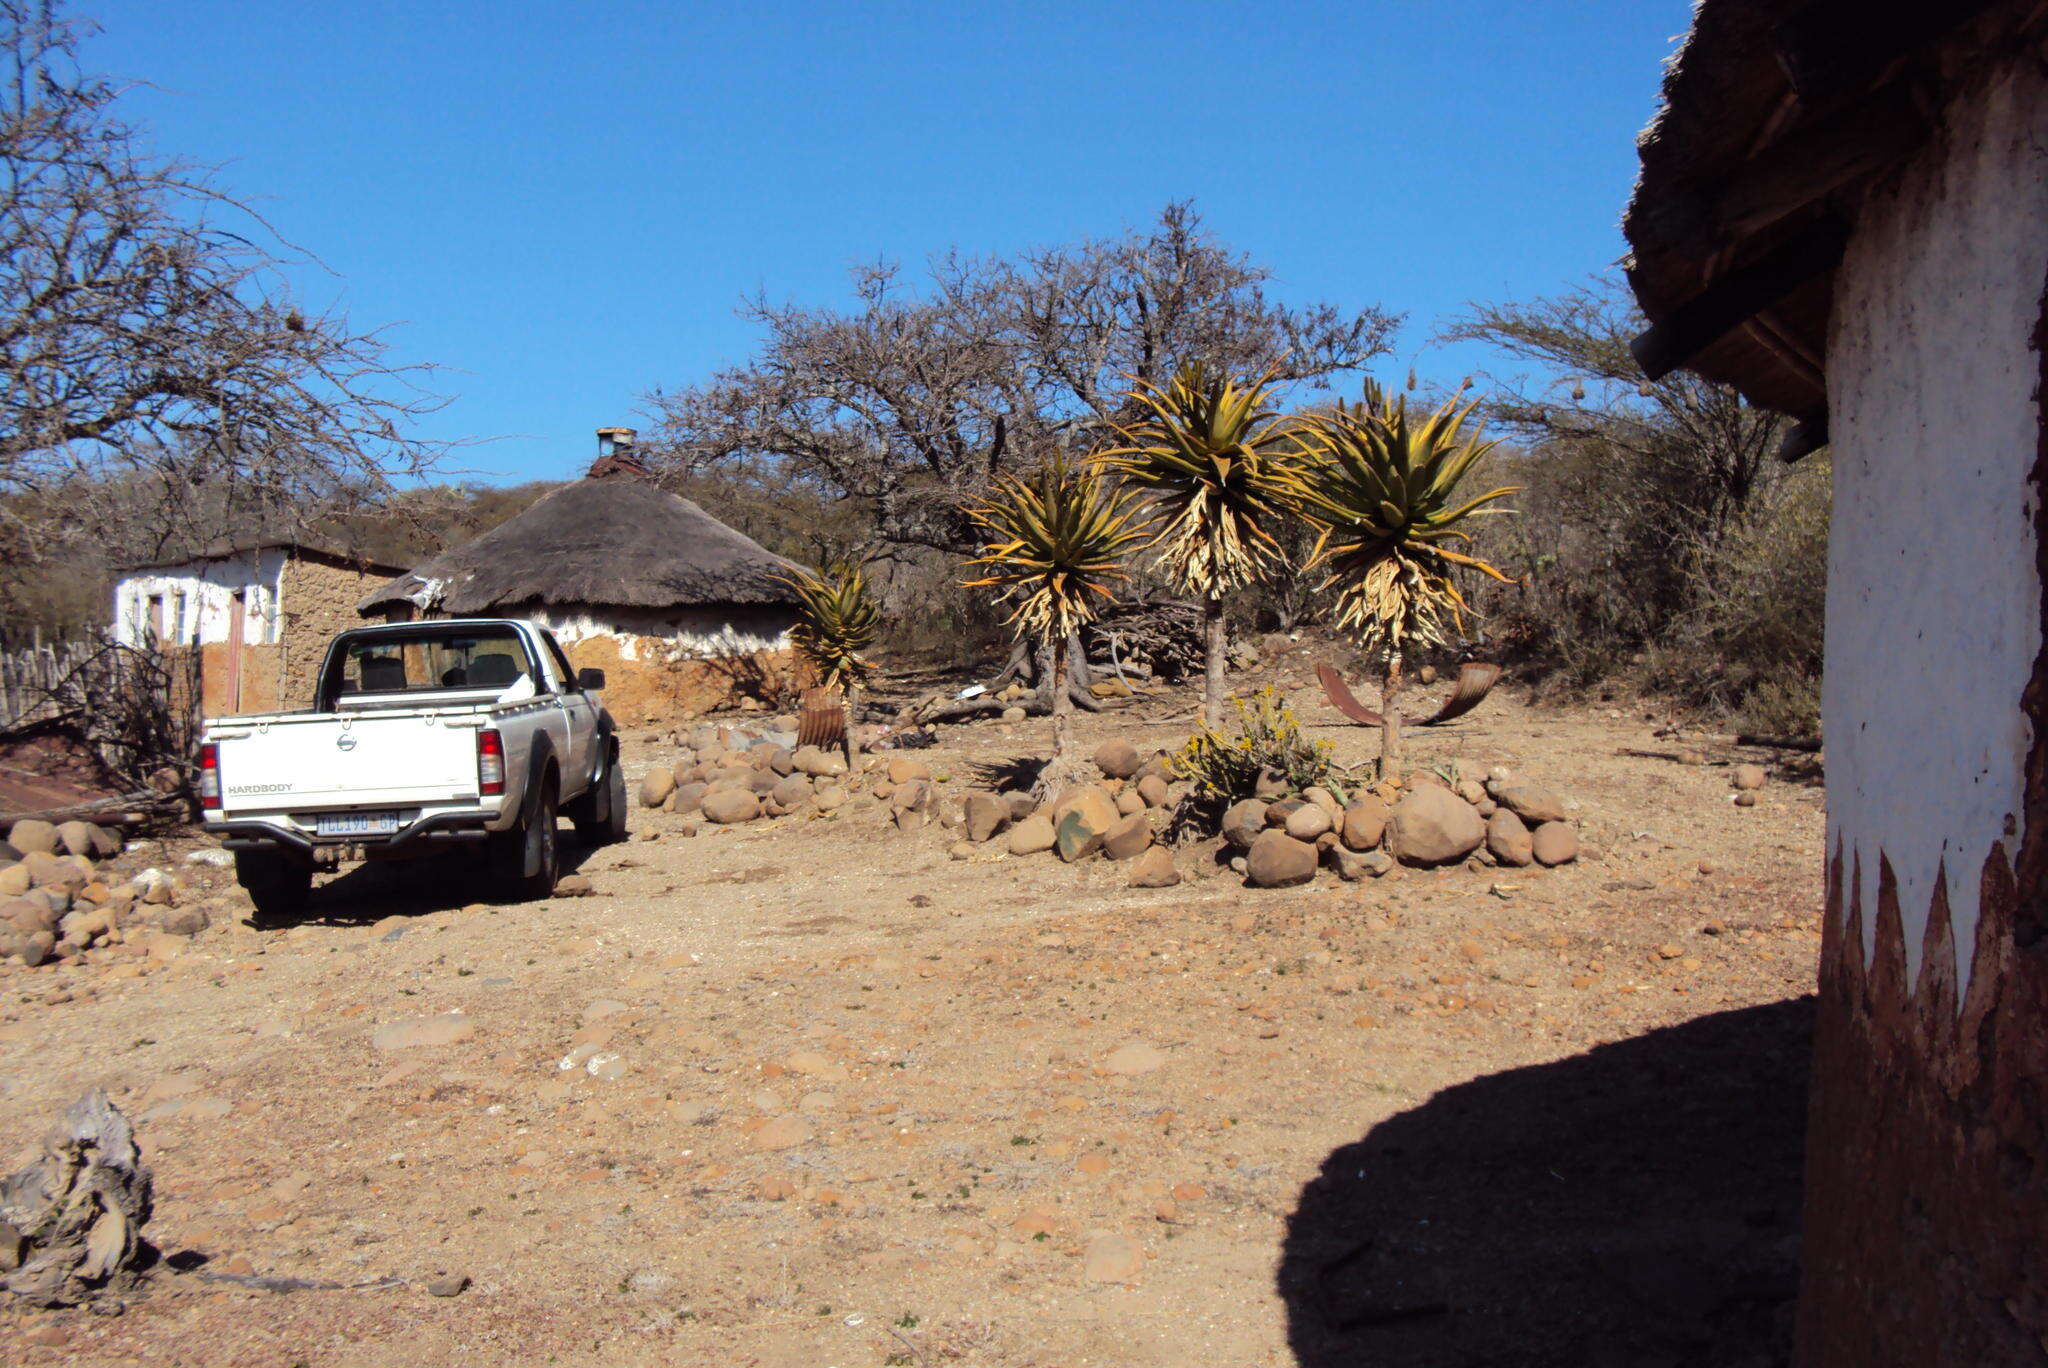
[
  {"left": 359, "top": 466, "right": 808, "bottom": 616},
  {"left": 1622, "top": 0, "right": 2032, "bottom": 439},
  {"left": 123, "top": 538, "right": 407, "bottom": 576}
]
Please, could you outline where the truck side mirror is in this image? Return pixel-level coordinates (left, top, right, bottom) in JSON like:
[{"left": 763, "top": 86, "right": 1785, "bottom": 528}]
[{"left": 577, "top": 667, "right": 607, "bottom": 692}]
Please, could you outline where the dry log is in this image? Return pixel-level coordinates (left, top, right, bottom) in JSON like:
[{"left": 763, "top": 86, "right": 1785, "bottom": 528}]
[{"left": 0, "top": 1090, "right": 154, "bottom": 1306}]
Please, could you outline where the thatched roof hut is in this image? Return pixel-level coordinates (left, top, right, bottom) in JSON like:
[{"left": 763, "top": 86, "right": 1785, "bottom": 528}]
[
  {"left": 360, "top": 431, "right": 813, "bottom": 718},
  {"left": 360, "top": 438, "right": 804, "bottom": 619}
]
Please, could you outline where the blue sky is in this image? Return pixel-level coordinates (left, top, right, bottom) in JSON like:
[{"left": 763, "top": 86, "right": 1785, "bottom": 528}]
[{"left": 91, "top": 0, "right": 1692, "bottom": 484}]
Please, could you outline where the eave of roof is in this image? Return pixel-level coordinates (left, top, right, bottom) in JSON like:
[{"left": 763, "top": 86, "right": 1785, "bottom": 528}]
[
  {"left": 1621, "top": 0, "right": 2032, "bottom": 432},
  {"left": 118, "top": 538, "right": 409, "bottom": 576}
]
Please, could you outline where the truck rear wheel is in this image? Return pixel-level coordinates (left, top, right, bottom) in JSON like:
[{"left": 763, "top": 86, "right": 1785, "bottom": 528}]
[
  {"left": 491, "top": 773, "right": 559, "bottom": 902},
  {"left": 570, "top": 742, "right": 629, "bottom": 847},
  {"left": 234, "top": 849, "right": 312, "bottom": 924}
]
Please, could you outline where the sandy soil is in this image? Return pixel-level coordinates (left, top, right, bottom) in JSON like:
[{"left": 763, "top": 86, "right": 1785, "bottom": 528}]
[{"left": 0, "top": 654, "right": 1827, "bottom": 1367}]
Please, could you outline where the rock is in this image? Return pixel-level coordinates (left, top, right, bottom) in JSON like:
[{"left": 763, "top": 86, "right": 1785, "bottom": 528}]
[
  {"left": 1115, "top": 788, "right": 1146, "bottom": 817},
  {"left": 889, "top": 780, "right": 931, "bottom": 813},
  {"left": 1340, "top": 796, "right": 1388, "bottom": 851},
  {"left": 1052, "top": 786, "right": 1119, "bottom": 861},
  {"left": 1083, "top": 1232, "right": 1144, "bottom": 1283},
  {"left": 1496, "top": 785, "right": 1568, "bottom": 825},
  {"left": 886, "top": 757, "right": 932, "bottom": 785},
  {"left": 638, "top": 771, "right": 676, "bottom": 809},
  {"left": 1386, "top": 786, "right": 1485, "bottom": 866},
  {"left": 752, "top": 1116, "right": 814, "bottom": 1151},
  {"left": 1485, "top": 809, "right": 1534, "bottom": 867},
  {"left": 1105, "top": 1042, "right": 1167, "bottom": 1075},
  {"left": 1734, "top": 791, "right": 1758, "bottom": 807},
  {"left": 372, "top": 1013, "right": 474, "bottom": 1050},
  {"left": 55, "top": 822, "right": 97, "bottom": 859},
  {"left": 793, "top": 746, "right": 847, "bottom": 778},
  {"left": 948, "top": 841, "right": 975, "bottom": 861},
  {"left": 1265, "top": 797, "right": 1305, "bottom": 827},
  {"left": 1129, "top": 846, "right": 1180, "bottom": 887},
  {"left": 701, "top": 788, "right": 762, "bottom": 824},
  {"left": 1001, "top": 706, "right": 1027, "bottom": 722},
  {"left": 766, "top": 747, "right": 795, "bottom": 777},
  {"left": 1101, "top": 813, "right": 1152, "bottom": 861},
  {"left": 0, "top": 865, "right": 28, "bottom": 897},
  {"left": 1221, "top": 800, "right": 1268, "bottom": 850},
  {"left": 23, "top": 852, "right": 87, "bottom": 894},
  {"left": 812, "top": 785, "right": 846, "bottom": 811},
  {"left": 1007, "top": 815, "right": 1056, "bottom": 856},
  {"left": 1328, "top": 846, "right": 1374, "bottom": 881},
  {"left": 425, "top": 1273, "right": 470, "bottom": 1297},
  {"left": 963, "top": 793, "right": 1010, "bottom": 843},
  {"left": 1004, "top": 791, "right": 1038, "bottom": 821},
  {"left": 1455, "top": 779, "right": 1488, "bottom": 807},
  {"left": 151, "top": 905, "right": 208, "bottom": 937},
  {"left": 7, "top": 820, "right": 58, "bottom": 856},
  {"left": 1531, "top": 822, "right": 1579, "bottom": 866},
  {"left": 1136, "top": 775, "right": 1170, "bottom": 808},
  {"left": 1732, "top": 764, "right": 1767, "bottom": 791},
  {"left": 1283, "top": 804, "right": 1333, "bottom": 841},
  {"left": 1093, "top": 739, "right": 1141, "bottom": 780},
  {"left": 1303, "top": 787, "right": 1343, "bottom": 818},
  {"left": 553, "top": 874, "right": 593, "bottom": 898},
  {"left": 769, "top": 776, "right": 812, "bottom": 809},
  {"left": 745, "top": 769, "right": 779, "bottom": 796},
  {"left": 1246, "top": 830, "right": 1318, "bottom": 888}
]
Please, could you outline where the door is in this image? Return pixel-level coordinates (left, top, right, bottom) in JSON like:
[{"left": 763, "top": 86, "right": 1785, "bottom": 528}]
[{"left": 536, "top": 630, "right": 596, "bottom": 789}]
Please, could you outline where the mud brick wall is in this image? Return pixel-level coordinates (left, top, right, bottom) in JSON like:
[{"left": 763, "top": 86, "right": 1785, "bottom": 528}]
[{"left": 276, "top": 555, "right": 392, "bottom": 709}]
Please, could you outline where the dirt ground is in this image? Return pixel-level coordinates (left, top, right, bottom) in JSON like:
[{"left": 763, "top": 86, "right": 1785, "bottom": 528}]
[{"left": 0, "top": 656, "right": 1827, "bottom": 1367}]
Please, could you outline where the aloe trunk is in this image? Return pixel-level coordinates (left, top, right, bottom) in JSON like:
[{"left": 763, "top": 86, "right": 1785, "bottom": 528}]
[
  {"left": 1380, "top": 648, "right": 1403, "bottom": 782},
  {"left": 1202, "top": 595, "right": 1227, "bottom": 730},
  {"left": 1050, "top": 635, "right": 1073, "bottom": 763}
]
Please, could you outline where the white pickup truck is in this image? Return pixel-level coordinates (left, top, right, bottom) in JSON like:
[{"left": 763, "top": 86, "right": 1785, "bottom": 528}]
[{"left": 198, "top": 617, "right": 627, "bottom": 920}]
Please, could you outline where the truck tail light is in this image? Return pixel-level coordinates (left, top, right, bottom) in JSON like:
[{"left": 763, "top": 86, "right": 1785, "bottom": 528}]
[
  {"left": 198, "top": 742, "right": 221, "bottom": 811},
  {"left": 477, "top": 729, "right": 505, "bottom": 796}
]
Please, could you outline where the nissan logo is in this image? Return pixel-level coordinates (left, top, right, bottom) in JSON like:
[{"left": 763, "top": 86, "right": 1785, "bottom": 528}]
[{"left": 336, "top": 733, "right": 358, "bottom": 751}]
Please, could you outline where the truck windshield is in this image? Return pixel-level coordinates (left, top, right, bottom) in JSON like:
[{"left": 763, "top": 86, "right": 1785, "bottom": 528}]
[{"left": 327, "top": 628, "right": 537, "bottom": 702}]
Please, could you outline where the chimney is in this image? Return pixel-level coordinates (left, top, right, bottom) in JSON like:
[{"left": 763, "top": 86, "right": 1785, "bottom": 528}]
[{"left": 596, "top": 426, "right": 636, "bottom": 460}]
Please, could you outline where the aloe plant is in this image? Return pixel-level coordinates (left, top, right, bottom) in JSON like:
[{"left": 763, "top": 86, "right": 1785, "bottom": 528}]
[
  {"left": 963, "top": 458, "right": 1150, "bottom": 771},
  {"left": 1100, "top": 362, "right": 1301, "bottom": 728},
  {"left": 1292, "top": 382, "right": 1518, "bottom": 778}
]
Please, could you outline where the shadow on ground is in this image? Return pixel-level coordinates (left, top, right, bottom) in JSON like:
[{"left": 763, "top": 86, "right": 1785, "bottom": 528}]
[
  {"left": 262, "top": 831, "right": 598, "bottom": 929},
  {"left": 1279, "top": 997, "right": 1812, "bottom": 1368}
]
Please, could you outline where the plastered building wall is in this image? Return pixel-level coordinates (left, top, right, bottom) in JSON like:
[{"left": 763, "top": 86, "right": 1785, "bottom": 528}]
[{"left": 1796, "top": 56, "right": 2048, "bottom": 1367}]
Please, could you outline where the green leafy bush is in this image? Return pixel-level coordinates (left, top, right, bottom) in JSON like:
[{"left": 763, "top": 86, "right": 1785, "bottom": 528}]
[{"left": 1168, "top": 687, "right": 1339, "bottom": 803}]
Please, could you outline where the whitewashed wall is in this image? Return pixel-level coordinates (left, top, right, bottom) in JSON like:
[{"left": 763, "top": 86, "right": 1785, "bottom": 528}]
[
  {"left": 527, "top": 604, "right": 795, "bottom": 660},
  {"left": 111, "top": 548, "right": 287, "bottom": 648},
  {"left": 1824, "top": 59, "right": 2048, "bottom": 1001}
]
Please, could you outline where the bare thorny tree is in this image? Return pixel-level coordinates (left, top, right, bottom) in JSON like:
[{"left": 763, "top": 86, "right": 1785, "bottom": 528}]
[
  {"left": 0, "top": 0, "right": 446, "bottom": 586},
  {"left": 642, "top": 202, "right": 1400, "bottom": 562}
]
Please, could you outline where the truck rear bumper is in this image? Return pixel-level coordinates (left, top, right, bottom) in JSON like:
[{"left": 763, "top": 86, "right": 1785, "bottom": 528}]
[{"left": 208, "top": 810, "right": 498, "bottom": 862}]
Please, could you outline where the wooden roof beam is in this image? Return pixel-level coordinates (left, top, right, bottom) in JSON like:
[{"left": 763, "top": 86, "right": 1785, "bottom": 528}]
[{"left": 1630, "top": 216, "right": 1850, "bottom": 382}]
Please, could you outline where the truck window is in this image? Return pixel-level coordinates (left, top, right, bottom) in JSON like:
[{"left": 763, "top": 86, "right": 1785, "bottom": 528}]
[{"left": 324, "top": 627, "right": 537, "bottom": 704}]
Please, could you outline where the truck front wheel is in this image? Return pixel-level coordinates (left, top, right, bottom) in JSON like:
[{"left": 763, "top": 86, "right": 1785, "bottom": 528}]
[
  {"left": 570, "top": 742, "right": 629, "bottom": 847},
  {"left": 234, "top": 849, "right": 312, "bottom": 925},
  {"left": 490, "top": 773, "right": 559, "bottom": 902}
]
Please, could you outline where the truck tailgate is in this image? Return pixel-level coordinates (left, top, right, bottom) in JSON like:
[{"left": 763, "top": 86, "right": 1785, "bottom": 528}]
[{"left": 216, "top": 713, "right": 482, "bottom": 811}]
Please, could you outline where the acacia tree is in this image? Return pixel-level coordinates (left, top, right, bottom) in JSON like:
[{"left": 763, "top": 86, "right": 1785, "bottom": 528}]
[
  {"left": 1293, "top": 385, "right": 1518, "bottom": 778},
  {"left": 0, "top": 1, "right": 445, "bottom": 577},
  {"left": 1100, "top": 362, "right": 1301, "bottom": 728},
  {"left": 642, "top": 204, "right": 1398, "bottom": 560},
  {"left": 964, "top": 459, "right": 1149, "bottom": 785}
]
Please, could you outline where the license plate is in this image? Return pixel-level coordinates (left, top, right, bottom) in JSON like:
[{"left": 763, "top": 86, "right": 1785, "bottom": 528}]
[{"left": 315, "top": 811, "right": 401, "bottom": 838}]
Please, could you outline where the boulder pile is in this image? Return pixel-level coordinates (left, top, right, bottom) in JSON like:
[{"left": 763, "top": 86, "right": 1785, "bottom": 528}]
[
  {"left": 1209, "top": 763, "right": 1581, "bottom": 888},
  {"left": 952, "top": 740, "right": 1189, "bottom": 885},
  {"left": 0, "top": 819, "right": 203, "bottom": 969},
  {"left": 640, "top": 721, "right": 949, "bottom": 831}
]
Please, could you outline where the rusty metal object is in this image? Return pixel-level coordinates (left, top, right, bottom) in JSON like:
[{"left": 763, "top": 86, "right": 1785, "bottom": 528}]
[
  {"left": 1315, "top": 661, "right": 1502, "bottom": 728},
  {"left": 795, "top": 688, "right": 846, "bottom": 750}
]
